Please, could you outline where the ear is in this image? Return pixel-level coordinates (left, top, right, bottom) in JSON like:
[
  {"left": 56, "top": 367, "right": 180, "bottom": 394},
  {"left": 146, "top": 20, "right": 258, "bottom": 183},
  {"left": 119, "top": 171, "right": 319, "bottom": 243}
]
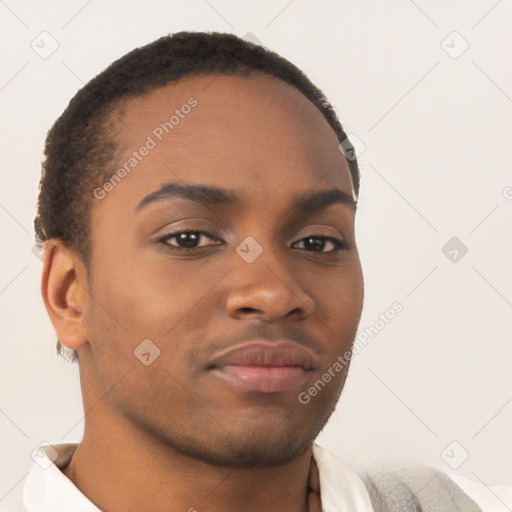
[{"left": 41, "top": 239, "right": 89, "bottom": 350}]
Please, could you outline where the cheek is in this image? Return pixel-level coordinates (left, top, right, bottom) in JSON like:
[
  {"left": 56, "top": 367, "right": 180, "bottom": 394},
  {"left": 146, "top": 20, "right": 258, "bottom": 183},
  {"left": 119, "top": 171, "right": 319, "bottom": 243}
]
[
  {"left": 320, "top": 264, "right": 363, "bottom": 326},
  {"left": 90, "top": 255, "right": 228, "bottom": 343}
]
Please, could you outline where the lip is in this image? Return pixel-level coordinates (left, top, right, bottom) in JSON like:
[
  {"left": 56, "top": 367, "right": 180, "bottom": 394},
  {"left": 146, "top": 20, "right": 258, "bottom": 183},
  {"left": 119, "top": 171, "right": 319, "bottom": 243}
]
[{"left": 208, "top": 340, "right": 314, "bottom": 393}]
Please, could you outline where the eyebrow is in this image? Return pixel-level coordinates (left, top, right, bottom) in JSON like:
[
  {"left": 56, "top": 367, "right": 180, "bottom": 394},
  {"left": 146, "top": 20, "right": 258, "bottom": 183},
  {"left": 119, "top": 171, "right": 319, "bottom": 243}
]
[{"left": 135, "top": 181, "right": 357, "bottom": 213}]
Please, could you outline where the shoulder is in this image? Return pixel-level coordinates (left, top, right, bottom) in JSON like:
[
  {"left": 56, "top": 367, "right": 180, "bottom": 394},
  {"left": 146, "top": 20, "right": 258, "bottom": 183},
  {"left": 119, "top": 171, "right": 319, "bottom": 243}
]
[
  {"left": 362, "top": 466, "right": 484, "bottom": 512},
  {"left": 313, "top": 444, "right": 486, "bottom": 512}
]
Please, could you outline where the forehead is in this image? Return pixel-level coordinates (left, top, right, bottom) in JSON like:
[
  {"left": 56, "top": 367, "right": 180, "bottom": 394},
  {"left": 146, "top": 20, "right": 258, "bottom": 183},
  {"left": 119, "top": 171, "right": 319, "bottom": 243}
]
[
  {"left": 119, "top": 72, "right": 334, "bottom": 142},
  {"left": 98, "top": 73, "right": 354, "bottom": 214}
]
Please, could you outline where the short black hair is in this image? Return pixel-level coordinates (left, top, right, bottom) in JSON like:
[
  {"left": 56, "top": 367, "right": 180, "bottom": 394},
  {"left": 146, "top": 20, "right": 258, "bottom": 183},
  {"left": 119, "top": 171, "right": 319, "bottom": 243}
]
[{"left": 34, "top": 31, "right": 360, "bottom": 364}]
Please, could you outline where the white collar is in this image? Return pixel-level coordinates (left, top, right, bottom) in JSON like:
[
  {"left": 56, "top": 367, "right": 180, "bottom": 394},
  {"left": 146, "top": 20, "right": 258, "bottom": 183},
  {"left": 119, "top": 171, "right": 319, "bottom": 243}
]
[
  {"left": 23, "top": 442, "right": 374, "bottom": 511},
  {"left": 313, "top": 443, "right": 374, "bottom": 511},
  {"left": 23, "top": 443, "right": 100, "bottom": 511}
]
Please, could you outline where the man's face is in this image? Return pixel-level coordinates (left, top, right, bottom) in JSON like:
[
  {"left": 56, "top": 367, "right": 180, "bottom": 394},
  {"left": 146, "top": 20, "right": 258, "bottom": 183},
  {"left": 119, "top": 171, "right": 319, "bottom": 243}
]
[{"left": 82, "top": 73, "right": 364, "bottom": 468}]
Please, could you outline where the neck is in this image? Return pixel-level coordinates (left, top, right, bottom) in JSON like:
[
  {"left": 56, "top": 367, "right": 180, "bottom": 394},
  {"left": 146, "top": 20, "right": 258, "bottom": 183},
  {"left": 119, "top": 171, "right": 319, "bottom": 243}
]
[{"left": 62, "top": 351, "right": 317, "bottom": 512}]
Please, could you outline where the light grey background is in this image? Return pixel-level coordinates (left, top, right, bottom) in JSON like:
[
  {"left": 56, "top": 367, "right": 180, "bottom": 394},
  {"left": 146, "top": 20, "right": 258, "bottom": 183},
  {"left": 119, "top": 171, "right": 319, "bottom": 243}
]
[{"left": 1, "top": 0, "right": 511, "bottom": 509}]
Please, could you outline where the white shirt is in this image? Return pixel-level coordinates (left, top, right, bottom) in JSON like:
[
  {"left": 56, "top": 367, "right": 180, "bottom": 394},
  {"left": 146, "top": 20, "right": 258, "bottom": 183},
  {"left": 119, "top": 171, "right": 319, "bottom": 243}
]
[{"left": 22, "top": 442, "right": 375, "bottom": 511}]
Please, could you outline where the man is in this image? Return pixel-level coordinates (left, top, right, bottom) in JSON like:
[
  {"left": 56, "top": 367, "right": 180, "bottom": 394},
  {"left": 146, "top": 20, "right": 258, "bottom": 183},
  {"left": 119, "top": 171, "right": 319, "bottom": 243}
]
[{"left": 25, "top": 31, "right": 483, "bottom": 511}]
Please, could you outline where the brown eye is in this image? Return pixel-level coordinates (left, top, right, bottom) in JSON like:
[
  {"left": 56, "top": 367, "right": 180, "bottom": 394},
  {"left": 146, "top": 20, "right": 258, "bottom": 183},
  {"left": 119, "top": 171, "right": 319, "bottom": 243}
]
[
  {"left": 159, "top": 231, "right": 220, "bottom": 250},
  {"left": 293, "top": 236, "right": 345, "bottom": 253}
]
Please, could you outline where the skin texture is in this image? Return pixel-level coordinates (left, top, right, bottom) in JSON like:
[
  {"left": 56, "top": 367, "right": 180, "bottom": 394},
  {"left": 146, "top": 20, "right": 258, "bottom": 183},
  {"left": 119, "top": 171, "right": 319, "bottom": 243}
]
[{"left": 42, "top": 73, "right": 364, "bottom": 512}]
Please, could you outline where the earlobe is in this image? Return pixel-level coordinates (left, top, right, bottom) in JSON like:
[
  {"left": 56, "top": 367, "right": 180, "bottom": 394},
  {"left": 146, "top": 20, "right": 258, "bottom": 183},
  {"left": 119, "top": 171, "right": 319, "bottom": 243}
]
[{"left": 41, "top": 240, "right": 89, "bottom": 350}]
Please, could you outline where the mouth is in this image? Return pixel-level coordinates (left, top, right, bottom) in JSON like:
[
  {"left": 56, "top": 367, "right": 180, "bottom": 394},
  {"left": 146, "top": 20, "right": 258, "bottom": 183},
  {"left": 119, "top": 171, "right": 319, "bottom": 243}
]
[{"left": 207, "top": 340, "right": 314, "bottom": 393}]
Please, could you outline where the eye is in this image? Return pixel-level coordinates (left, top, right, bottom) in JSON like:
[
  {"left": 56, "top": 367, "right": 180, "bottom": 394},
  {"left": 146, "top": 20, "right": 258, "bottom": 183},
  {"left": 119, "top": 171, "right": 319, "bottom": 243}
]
[
  {"left": 157, "top": 231, "right": 345, "bottom": 254},
  {"left": 292, "top": 236, "right": 345, "bottom": 253},
  {"left": 158, "top": 231, "right": 220, "bottom": 250}
]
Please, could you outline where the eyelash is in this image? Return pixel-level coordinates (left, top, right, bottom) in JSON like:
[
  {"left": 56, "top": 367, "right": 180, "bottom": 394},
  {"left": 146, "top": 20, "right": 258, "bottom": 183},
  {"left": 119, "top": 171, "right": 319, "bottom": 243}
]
[{"left": 157, "top": 230, "right": 346, "bottom": 254}]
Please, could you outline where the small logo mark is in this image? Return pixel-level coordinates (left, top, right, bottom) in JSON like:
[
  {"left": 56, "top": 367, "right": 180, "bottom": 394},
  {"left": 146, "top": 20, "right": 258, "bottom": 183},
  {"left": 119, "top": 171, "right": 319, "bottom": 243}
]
[
  {"left": 441, "top": 441, "right": 469, "bottom": 469},
  {"left": 441, "top": 31, "right": 469, "bottom": 59},
  {"left": 32, "top": 243, "right": 45, "bottom": 262},
  {"left": 442, "top": 236, "right": 468, "bottom": 263},
  {"left": 236, "top": 236, "right": 263, "bottom": 263},
  {"left": 243, "top": 32, "right": 263, "bottom": 46},
  {"left": 30, "top": 31, "right": 59, "bottom": 59},
  {"left": 339, "top": 133, "right": 366, "bottom": 161},
  {"left": 134, "top": 339, "right": 161, "bottom": 366},
  {"left": 31, "top": 442, "right": 58, "bottom": 469}
]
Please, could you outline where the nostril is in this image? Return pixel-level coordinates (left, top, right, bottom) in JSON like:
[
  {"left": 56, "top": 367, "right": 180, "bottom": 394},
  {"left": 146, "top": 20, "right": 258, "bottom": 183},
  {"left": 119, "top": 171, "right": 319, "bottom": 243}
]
[{"left": 238, "top": 307, "right": 257, "bottom": 314}]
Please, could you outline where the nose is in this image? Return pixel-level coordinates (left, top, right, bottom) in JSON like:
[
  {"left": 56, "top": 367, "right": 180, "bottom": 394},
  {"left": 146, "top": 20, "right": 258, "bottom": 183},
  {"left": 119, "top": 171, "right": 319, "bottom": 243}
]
[{"left": 224, "top": 249, "right": 314, "bottom": 322}]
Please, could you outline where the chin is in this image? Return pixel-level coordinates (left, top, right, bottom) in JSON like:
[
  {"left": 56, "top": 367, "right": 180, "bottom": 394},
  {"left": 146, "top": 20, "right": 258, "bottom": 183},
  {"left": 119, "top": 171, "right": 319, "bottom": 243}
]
[
  {"left": 154, "top": 413, "right": 320, "bottom": 469},
  {"left": 181, "top": 432, "right": 315, "bottom": 469}
]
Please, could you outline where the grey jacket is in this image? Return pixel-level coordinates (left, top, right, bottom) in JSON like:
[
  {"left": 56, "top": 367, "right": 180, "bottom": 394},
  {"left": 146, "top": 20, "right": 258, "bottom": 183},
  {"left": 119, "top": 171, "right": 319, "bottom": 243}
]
[{"left": 364, "top": 467, "right": 483, "bottom": 512}]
